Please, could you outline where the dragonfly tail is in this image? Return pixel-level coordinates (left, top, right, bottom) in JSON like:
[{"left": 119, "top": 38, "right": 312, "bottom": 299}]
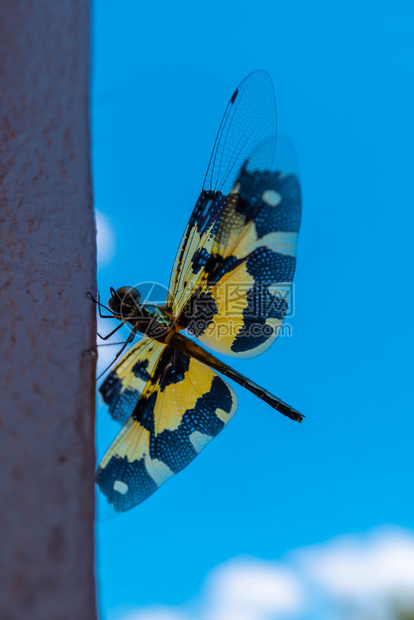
[{"left": 171, "top": 333, "right": 304, "bottom": 423}]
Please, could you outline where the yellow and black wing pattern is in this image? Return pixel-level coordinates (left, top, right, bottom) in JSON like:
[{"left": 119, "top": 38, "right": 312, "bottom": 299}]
[
  {"left": 99, "top": 337, "right": 164, "bottom": 425},
  {"left": 97, "top": 347, "right": 237, "bottom": 511},
  {"left": 176, "top": 162, "right": 301, "bottom": 358},
  {"left": 167, "top": 71, "right": 301, "bottom": 358}
]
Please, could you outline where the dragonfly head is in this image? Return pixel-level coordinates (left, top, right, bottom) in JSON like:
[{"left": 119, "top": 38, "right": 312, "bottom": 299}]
[{"left": 109, "top": 286, "right": 141, "bottom": 319}]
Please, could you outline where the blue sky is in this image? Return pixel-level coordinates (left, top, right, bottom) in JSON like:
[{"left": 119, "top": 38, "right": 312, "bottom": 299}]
[{"left": 92, "top": 1, "right": 414, "bottom": 618}]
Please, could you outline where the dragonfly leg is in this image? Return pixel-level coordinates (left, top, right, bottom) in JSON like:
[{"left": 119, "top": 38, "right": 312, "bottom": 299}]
[
  {"left": 97, "top": 322, "right": 125, "bottom": 341},
  {"left": 96, "top": 327, "right": 139, "bottom": 380},
  {"left": 96, "top": 341, "right": 128, "bottom": 347},
  {"left": 87, "top": 291, "right": 114, "bottom": 318}
]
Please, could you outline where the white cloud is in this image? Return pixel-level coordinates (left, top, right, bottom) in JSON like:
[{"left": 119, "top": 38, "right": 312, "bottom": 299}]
[
  {"left": 120, "top": 608, "right": 187, "bottom": 620},
  {"left": 114, "top": 559, "right": 303, "bottom": 620},
  {"left": 115, "top": 527, "right": 414, "bottom": 620},
  {"left": 204, "top": 558, "right": 304, "bottom": 620},
  {"left": 295, "top": 526, "right": 414, "bottom": 617},
  {"left": 96, "top": 209, "right": 116, "bottom": 269}
]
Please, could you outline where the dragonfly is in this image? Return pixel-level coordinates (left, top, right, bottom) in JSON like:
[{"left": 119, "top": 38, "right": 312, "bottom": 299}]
[{"left": 92, "top": 70, "right": 302, "bottom": 512}]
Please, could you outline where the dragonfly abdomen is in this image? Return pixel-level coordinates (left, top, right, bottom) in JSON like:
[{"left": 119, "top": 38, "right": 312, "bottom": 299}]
[{"left": 171, "top": 332, "right": 303, "bottom": 423}]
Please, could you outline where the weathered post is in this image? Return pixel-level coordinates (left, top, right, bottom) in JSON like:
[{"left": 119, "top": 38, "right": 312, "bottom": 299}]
[{"left": 0, "top": 2, "right": 97, "bottom": 618}]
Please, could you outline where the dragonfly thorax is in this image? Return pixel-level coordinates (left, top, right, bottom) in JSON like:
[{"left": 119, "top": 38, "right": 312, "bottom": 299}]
[
  {"left": 133, "top": 304, "right": 175, "bottom": 341},
  {"left": 108, "top": 286, "right": 175, "bottom": 341}
]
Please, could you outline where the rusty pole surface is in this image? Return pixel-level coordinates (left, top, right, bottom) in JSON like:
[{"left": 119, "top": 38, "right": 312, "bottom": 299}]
[{"left": 0, "top": 2, "right": 97, "bottom": 619}]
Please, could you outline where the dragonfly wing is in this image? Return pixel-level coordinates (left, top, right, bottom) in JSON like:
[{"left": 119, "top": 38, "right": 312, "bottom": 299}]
[
  {"left": 96, "top": 345, "right": 237, "bottom": 512},
  {"left": 203, "top": 69, "right": 276, "bottom": 196},
  {"left": 167, "top": 71, "right": 277, "bottom": 317},
  {"left": 99, "top": 337, "right": 165, "bottom": 425},
  {"left": 176, "top": 142, "right": 301, "bottom": 359}
]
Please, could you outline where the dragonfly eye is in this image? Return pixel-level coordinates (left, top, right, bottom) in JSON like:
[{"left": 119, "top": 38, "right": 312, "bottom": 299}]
[{"left": 108, "top": 286, "right": 141, "bottom": 316}]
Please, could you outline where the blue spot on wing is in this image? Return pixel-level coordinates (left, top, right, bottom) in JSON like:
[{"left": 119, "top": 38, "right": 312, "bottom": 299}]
[
  {"left": 254, "top": 172, "right": 301, "bottom": 236},
  {"left": 234, "top": 168, "right": 301, "bottom": 235}
]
